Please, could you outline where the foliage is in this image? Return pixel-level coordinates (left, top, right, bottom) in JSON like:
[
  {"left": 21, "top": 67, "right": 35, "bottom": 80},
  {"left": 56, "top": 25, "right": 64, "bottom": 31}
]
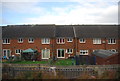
[
  {"left": 116, "top": 67, "right": 120, "bottom": 79},
  {"left": 21, "top": 52, "right": 39, "bottom": 61},
  {"left": 3, "top": 59, "right": 75, "bottom": 66},
  {"left": 13, "top": 55, "right": 21, "bottom": 61}
]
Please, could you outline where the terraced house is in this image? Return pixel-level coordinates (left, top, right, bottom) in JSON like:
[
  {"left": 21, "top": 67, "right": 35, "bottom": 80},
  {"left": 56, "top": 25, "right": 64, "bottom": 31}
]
[{"left": 2, "top": 24, "right": 119, "bottom": 60}]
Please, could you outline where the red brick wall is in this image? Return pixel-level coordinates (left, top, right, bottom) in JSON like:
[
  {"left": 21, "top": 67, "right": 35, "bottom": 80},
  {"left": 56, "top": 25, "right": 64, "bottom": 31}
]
[
  {"left": 55, "top": 38, "right": 75, "bottom": 59},
  {"left": 77, "top": 38, "right": 118, "bottom": 55},
  {"left": 2, "top": 38, "right": 54, "bottom": 59},
  {"left": 2, "top": 38, "right": 119, "bottom": 60}
]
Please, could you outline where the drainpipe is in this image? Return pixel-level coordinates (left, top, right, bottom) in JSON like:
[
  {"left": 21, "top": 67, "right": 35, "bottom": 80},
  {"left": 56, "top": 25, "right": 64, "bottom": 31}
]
[
  {"left": 104, "top": 37, "right": 107, "bottom": 50},
  {"left": 73, "top": 26, "right": 77, "bottom": 56}
]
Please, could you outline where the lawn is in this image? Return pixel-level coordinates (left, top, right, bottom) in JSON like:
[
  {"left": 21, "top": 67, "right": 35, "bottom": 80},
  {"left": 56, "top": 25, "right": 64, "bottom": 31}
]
[
  {"left": 53, "top": 59, "right": 75, "bottom": 66},
  {"left": 2, "top": 60, "right": 48, "bottom": 64},
  {"left": 2, "top": 59, "right": 75, "bottom": 66}
]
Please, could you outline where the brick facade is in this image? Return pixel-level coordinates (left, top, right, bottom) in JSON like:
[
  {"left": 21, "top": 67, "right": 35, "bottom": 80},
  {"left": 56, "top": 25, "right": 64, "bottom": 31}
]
[
  {"left": 2, "top": 37, "right": 119, "bottom": 60},
  {"left": 2, "top": 25, "right": 119, "bottom": 61}
]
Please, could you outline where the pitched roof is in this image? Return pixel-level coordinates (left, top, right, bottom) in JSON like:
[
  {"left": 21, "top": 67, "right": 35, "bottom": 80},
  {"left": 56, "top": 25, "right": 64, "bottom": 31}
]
[
  {"left": 55, "top": 25, "right": 74, "bottom": 37},
  {"left": 92, "top": 49, "right": 118, "bottom": 58},
  {"left": 2, "top": 24, "right": 118, "bottom": 38},
  {"left": 74, "top": 25, "right": 118, "bottom": 38},
  {"left": 2, "top": 25, "right": 55, "bottom": 38}
]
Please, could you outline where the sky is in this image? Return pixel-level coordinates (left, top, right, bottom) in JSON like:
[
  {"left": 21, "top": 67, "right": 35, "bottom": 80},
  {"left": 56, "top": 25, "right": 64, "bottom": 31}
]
[{"left": 0, "top": 0, "right": 119, "bottom": 26}]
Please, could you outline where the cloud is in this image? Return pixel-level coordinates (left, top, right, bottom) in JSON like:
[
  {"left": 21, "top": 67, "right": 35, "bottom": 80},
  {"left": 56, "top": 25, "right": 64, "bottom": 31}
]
[
  {"left": 22, "top": 2, "right": 118, "bottom": 25},
  {"left": 1, "top": 0, "right": 119, "bottom": 25},
  {"left": 96, "top": 5, "right": 118, "bottom": 24}
]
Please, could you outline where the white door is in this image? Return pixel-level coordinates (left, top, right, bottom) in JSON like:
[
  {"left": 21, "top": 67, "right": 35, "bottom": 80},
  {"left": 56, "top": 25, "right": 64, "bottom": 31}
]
[{"left": 42, "top": 49, "right": 50, "bottom": 59}]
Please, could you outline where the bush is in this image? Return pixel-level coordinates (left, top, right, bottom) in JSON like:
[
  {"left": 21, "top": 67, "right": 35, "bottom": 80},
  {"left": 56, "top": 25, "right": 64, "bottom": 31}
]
[{"left": 13, "top": 56, "right": 21, "bottom": 62}]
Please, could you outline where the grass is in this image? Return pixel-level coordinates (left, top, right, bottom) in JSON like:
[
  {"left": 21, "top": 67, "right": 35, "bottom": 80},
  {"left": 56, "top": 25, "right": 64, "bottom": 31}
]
[
  {"left": 53, "top": 59, "right": 75, "bottom": 66},
  {"left": 2, "top": 60, "right": 48, "bottom": 64},
  {"left": 2, "top": 59, "right": 75, "bottom": 66}
]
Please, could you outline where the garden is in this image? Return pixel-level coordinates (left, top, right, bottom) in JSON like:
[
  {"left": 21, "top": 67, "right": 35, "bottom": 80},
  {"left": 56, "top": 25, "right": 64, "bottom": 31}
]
[{"left": 2, "top": 58, "right": 75, "bottom": 66}]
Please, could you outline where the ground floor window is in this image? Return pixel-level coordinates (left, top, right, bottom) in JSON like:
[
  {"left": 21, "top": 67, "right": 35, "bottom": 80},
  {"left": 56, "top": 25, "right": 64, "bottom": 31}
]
[
  {"left": 67, "top": 49, "right": 73, "bottom": 54},
  {"left": 57, "top": 49, "right": 65, "bottom": 58},
  {"left": 42, "top": 49, "right": 50, "bottom": 59},
  {"left": 15, "top": 49, "right": 22, "bottom": 54},
  {"left": 3, "top": 49, "right": 11, "bottom": 59},
  {"left": 80, "top": 50, "right": 88, "bottom": 55}
]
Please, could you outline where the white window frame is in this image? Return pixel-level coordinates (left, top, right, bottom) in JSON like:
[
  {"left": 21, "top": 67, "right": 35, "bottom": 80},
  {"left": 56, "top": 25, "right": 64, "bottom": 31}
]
[
  {"left": 56, "top": 38, "right": 65, "bottom": 44},
  {"left": 3, "top": 49, "right": 11, "bottom": 59},
  {"left": 67, "top": 49, "right": 73, "bottom": 54},
  {"left": 79, "top": 38, "right": 86, "bottom": 43},
  {"left": 15, "top": 49, "right": 22, "bottom": 54},
  {"left": 28, "top": 38, "right": 34, "bottom": 43},
  {"left": 67, "top": 38, "right": 73, "bottom": 42},
  {"left": 3, "top": 39, "right": 10, "bottom": 44},
  {"left": 41, "top": 49, "right": 50, "bottom": 59},
  {"left": 108, "top": 49, "right": 117, "bottom": 52},
  {"left": 93, "top": 38, "right": 101, "bottom": 44},
  {"left": 57, "top": 49, "right": 65, "bottom": 58},
  {"left": 41, "top": 38, "right": 50, "bottom": 44},
  {"left": 18, "top": 38, "right": 23, "bottom": 43},
  {"left": 80, "top": 50, "right": 89, "bottom": 55},
  {"left": 108, "top": 38, "right": 116, "bottom": 44}
]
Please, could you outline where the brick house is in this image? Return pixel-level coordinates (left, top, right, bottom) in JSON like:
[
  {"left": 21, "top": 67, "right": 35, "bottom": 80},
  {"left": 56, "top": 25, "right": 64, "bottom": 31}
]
[{"left": 2, "top": 24, "right": 119, "bottom": 61}]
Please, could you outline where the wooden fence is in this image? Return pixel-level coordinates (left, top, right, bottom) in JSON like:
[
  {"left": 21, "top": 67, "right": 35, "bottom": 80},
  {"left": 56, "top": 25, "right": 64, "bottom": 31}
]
[{"left": 2, "top": 64, "right": 120, "bottom": 79}]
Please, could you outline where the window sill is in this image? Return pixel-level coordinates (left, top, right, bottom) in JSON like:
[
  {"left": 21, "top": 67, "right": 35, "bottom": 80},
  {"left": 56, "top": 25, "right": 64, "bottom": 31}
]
[
  {"left": 94, "top": 43, "right": 102, "bottom": 45},
  {"left": 57, "top": 57, "right": 65, "bottom": 58},
  {"left": 42, "top": 58, "right": 50, "bottom": 59},
  {"left": 15, "top": 53, "right": 21, "bottom": 54},
  {"left": 108, "top": 43, "right": 116, "bottom": 44},
  {"left": 67, "top": 41, "right": 73, "bottom": 42},
  {"left": 42, "top": 43, "right": 50, "bottom": 44},
  {"left": 3, "top": 43, "right": 10, "bottom": 44},
  {"left": 80, "top": 42, "right": 86, "bottom": 43}
]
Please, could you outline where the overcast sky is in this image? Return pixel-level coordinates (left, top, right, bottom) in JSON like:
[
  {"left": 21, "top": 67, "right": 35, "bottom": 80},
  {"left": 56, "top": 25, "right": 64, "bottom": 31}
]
[{"left": 1, "top": 0, "right": 119, "bottom": 25}]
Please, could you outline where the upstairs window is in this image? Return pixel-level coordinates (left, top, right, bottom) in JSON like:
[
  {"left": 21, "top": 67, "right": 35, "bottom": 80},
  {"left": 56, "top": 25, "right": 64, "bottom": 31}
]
[
  {"left": 67, "top": 38, "right": 73, "bottom": 42},
  {"left": 15, "top": 49, "right": 22, "bottom": 54},
  {"left": 93, "top": 38, "right": 101, "bottom": 44},
  {"left": 57, "top": 38, "right": 65, "bottom": 44},
  {"left": 41, "top": 38, "right": 50, "bottom": 44},
  {"left": 18, "top": 38, "right": 23, "bottom": 43},
  {"left": 108, "top": 38, "right": 116, "bottom": 44},
  {"left": 80, "top": 50, "right": 88, "bottom": 55},
  {"left": 79, "top": 38, "right": 86, "bottom": 43},
  {"left": 28, "top": 38, "right": 34, "bottom": 43},
  {"left": 67, "top": 49, "right": 73, "bottom": 54},
  {"left": 3, "top": 39, "right": 10, "bottom": 44}
]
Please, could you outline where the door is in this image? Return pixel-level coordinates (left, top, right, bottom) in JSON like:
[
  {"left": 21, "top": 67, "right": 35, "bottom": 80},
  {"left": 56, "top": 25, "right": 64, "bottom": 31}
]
[
  {"left": 57, "top": 49, "right": 65, "bottom": 58},
  {"left": 3, "top": 49, "right": 11, "bottom": 59}
]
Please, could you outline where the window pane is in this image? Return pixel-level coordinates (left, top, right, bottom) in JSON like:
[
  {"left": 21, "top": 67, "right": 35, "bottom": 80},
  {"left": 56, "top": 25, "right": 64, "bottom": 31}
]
[
  {"left": 58, "top": 50, "right": 60, "bottom": 57},
  {"left": 62, "top": 50, "right": 64, "bottom": 57}
]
